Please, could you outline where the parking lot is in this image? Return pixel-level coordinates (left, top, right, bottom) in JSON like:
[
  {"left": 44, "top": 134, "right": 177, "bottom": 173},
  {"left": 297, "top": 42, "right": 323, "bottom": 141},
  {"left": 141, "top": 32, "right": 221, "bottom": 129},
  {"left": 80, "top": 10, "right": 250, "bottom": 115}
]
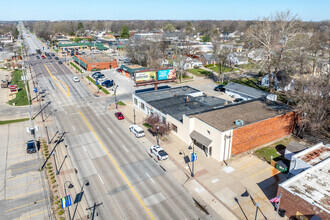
[{"left": 0, "top": 121, "right": 50, "bottom": 219}]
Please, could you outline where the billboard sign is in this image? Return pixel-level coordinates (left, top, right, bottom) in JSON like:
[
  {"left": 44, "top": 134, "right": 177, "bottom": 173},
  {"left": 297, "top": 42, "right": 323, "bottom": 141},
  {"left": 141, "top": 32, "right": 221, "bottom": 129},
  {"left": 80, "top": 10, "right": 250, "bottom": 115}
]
[
  {"left": 135, "top": 71, "right": 156, "bottom": 83},
  {"left": 158, "top": 69, "right": 176, "bottom": 81}
]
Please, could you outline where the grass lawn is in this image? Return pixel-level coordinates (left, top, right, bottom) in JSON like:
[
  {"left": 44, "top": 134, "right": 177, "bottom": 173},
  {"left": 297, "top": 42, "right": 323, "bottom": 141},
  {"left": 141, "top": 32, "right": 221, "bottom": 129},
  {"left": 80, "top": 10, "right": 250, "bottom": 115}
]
[
  {"left": 231, "top": 78, "right": 270, "bottom": 92},
  {"left": 206, "top": 64, "right": 238, "bottom": 73},
  {"left": 188, "top": 68, "right": 213, "bottom": 77},
  {"left": 0, "top": 118, "right": 29, "bottom": 125},
  {"left": 86, "top": 76, "right": 110, "bottom": 94},
  {"left": 236, "top": 63, "right": 256, "bottom": 70},
  {"left": 70, "top": 62, "right": 83, "bottom": 73},
  {"left": 8, "top": 70, "right": 30, "bottom": 106},
  {"left": 254, "top": 136, "right": 299, "bottom": 162},
  {"left": 116, "top": 101, "right": 126, "bottom": 106}
]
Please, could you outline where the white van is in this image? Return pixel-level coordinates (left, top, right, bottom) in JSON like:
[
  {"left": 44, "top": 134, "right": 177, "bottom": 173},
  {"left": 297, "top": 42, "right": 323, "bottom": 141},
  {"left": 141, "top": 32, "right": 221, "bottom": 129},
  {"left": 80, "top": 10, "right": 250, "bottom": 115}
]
[{"left": 129, "top": 125, "right": 145, "bottom": 138}]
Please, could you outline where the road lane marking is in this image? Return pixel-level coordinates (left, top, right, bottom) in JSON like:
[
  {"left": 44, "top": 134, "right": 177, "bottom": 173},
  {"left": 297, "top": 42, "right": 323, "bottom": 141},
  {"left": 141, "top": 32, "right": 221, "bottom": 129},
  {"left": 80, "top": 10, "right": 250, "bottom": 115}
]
[
  {"left": 8, "top": 164, "right": 39, "bottom": 172},
  {"left": 122, "top": 145, "right": 129, "bottom": 152},
  {"left": 97, "top": 173, "right": 105, "bottom": 184},
  {"left": 72, "top": 125, "right": 76, "bottom": 131},
  {"left": 83, "top": 145, "right": 87, "bottom": 152},
  {"left": 6, "top": 188, "right": 46, "bottom": 200},
  {"left": 5, "top": 199, "right": 46, "bottom": 212},
  {"left": 6, "top": 180, "right": 41, "bottom": 190},
  {"left": 8, "top": 158, "right": 36, "bottom": 166},
  {"left": 44, "top": 64, "right": 70, "bottom": 97},
  {"left": 240, "top": 160, "right": 259, "bottom": 170},
  {"left": 145, "top": 172, "right": 155, "bottom": 184},
  {"left": 7, "top": 172, "right": 38, "bottom": 181},
  {"left": 79, "top": 110, "right": 155, "bottom": 220},
  {"left": 249, "top": 167, "right": 272, "bottom": 178},
  {"left": 107, "top": 128, "right": 113, "bottom": 134},
  {"left": 19, "top": 210, "right": 48, "bottom": 219}
]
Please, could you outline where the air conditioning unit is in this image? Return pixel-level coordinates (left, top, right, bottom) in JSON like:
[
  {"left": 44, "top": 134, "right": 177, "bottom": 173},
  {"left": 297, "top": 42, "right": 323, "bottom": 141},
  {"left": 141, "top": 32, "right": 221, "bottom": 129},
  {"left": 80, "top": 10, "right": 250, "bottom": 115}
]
[{"left": 235, "top": 119, "right": 244, "bottom": 126}]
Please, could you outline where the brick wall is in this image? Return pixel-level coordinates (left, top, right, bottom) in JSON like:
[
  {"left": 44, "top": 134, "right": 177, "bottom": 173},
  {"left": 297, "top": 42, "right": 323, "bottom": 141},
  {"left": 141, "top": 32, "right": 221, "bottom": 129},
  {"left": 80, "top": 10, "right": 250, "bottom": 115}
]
[
  {"left": 86, "top": 60, "right": 118, "bottom": 71},
  {"left": 232, "top": 112, "right": 295, "bottom": 155},
  {"left": 277, "top": 186, "right": 330, "bottom": 219}
]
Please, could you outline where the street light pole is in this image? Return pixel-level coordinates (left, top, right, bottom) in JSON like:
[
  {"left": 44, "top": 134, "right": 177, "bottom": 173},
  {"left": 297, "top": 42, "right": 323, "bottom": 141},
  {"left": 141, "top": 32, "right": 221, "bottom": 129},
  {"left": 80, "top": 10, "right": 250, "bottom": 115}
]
[
  {"left": 114, "top": 85, "right": 118, "bottom": 109},
  {"left": 45, "top": 124, "right": 50, "bottom": 144},
  {"left": 64, "top": 181, "right": 74, "bottom": 220},
  {"left": 188, "top": 143, "right": 195, "bottom": 177},
  {"left": 156, "top": 126, "right": 159, "bottom": 146},
  {"left": 133, "top": 108, "right": 136, "bottom": 124},
  {"left": 255, "top": 203, "right": 259, "bottom": 220}
]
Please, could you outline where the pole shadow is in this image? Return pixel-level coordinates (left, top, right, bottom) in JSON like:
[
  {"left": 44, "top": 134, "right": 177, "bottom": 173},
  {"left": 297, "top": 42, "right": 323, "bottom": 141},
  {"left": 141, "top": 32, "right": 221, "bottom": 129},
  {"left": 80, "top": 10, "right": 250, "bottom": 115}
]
[
  {"left": 57, "top": 155, "right": 67, "bottom": 175},
  {"left": 234, "top": 197, "right": 248, "bottom": 220}
]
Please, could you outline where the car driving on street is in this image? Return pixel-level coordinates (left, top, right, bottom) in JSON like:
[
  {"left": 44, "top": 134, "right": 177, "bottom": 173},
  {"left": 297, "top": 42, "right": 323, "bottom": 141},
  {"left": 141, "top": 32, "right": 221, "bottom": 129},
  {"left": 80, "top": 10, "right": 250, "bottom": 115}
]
[
  {"left": 150, "top": 145, "right": 168, "bottom": 160},
  {"left": 129, "top": 124, "right": 145, "bottom": 138},
  {"left": 115, "top": 112, "right": 124, "bottom": 120},
  {"left": 73, "top": 76, "right": 80, "bottom": 82}
]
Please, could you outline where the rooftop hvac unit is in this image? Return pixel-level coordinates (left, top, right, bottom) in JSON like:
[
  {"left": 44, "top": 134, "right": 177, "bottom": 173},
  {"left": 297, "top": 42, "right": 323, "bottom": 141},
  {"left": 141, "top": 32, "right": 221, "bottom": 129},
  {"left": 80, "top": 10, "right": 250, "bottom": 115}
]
[{"left": 235, "top": 119, "right": 244, "bottom": 126}]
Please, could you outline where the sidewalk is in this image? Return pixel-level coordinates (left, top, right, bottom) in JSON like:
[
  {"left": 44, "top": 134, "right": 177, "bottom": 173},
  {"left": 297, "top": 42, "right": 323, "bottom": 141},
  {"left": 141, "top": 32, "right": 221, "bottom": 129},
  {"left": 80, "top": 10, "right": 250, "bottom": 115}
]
[{"left": 117, "top": 101, "right": 288, "bottom": 220}]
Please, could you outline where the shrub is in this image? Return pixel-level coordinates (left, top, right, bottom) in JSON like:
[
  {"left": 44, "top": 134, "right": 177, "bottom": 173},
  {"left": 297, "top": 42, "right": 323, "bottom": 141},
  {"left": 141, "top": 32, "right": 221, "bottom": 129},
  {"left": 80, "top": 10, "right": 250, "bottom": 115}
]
[{"left": 58, "top": 210, "right": 64, "bottom": 215}]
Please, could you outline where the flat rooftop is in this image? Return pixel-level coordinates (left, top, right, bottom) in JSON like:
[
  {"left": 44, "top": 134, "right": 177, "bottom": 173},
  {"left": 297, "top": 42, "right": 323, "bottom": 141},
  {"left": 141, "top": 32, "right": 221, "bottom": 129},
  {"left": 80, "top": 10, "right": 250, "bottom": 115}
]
[
  {"left": 135, "top": 86, "right": 201, "bottom": 102},
  {"left": 149, "top": 95, "right": 227, "bottom": 121},
  {"left": 298, "top": 144, "right": 330, "bottom": 166},
  {"left": 281, "top": 159, "right": 330, "bottom": 212},
  {"left": 190, "top": 99, "right": 292, "bottom": 131},
  {"left": 77, "top": 53, "right": 115, "bottom": 63}
]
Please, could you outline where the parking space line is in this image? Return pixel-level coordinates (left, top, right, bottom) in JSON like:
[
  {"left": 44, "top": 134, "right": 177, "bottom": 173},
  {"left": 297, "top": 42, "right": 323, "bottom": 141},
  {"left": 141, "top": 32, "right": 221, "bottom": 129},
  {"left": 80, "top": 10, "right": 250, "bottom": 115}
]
[
  {"left": 6, "top": 188, "right": 46, "bottom": 200},
  {"left": 6, "top": 180, "right": 41, "bottom": 190},
  {"left": 8, "top": 164, "right": 39, "bottom": 172},
  {"left": 19, "top": 210, "right": 48, "bottom": 219},
  {"left": 145, "top": 172, "right": 155, "bottom": 184},
  {"left": 239, "top": 160, "right": 259, "bottom": 170},
  {"left": 8, "top": 158, "right": 36, "bottom": 166},
  {"left": 249, "top": 167, "right": 272, "bottom": 178},
  {"left": 8, "top": 142, "right": 25, "bottom": 148},
  {"left": 7, "top": 172, "right": 38, "bottom": 181},
  {"left": 5, "top": 199, "right": 46, "bottom": 212},
  {"left": 7, "top": 147, "right": 23, "bottom": 153}
]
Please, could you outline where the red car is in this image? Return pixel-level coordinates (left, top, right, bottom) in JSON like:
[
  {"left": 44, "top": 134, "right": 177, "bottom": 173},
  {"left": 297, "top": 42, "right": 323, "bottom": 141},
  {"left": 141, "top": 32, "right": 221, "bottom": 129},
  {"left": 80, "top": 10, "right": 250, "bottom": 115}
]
[
  {"left": 116, "top": 68, "right": 122, "bottom": 72},
  {"left": 41, "top": 55, "right": 46, "bottom": 59},
  {"left": 115, "top": 112, "right": 124, "bottom": 120}
]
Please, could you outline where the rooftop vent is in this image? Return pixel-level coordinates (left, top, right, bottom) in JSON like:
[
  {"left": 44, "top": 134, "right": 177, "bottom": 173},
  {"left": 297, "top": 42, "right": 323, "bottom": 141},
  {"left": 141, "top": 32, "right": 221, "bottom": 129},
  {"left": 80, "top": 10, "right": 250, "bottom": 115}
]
[{"left": 235, "top": 119, "right": 244, "bottom": 126}]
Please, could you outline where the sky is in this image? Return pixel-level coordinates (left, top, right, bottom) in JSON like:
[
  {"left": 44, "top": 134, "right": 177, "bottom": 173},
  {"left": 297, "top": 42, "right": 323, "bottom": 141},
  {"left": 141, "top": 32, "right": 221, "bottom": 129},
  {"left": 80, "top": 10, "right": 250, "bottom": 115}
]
[{"left": 1, "top": 0, "right": 329, "bottom": 21}]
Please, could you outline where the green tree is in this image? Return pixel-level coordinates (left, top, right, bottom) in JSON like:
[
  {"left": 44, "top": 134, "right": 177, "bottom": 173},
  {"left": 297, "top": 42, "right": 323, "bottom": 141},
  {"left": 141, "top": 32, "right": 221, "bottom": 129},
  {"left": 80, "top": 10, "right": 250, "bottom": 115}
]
[
  {"left": 77, "top": 22, "right": 84, "bottom": 30},
  {"left": 202, "top": 34, "right": 211, "bottom": 42},
  {"left": 163, "top": 23, "right": 175, "bottom": 33},
  {"left": 120, "top": 25, "right": 130, "bottom": 39}
]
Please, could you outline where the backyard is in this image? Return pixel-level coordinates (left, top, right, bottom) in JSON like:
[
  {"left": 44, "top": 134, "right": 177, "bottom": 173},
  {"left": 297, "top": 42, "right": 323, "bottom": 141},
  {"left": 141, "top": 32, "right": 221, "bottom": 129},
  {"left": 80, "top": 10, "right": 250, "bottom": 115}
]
[
  {"left": 188, "top": 68, "right": 213, "bottom": 77},
  {"left": 206, "top": 64, "right": 238, "bottom": 73}
]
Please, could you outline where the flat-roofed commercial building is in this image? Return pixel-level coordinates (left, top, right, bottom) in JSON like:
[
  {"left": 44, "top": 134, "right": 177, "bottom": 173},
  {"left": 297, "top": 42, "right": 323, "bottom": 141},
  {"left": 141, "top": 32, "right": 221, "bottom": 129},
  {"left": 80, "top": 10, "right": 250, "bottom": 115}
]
[
  {"left": 73, "top": 53, "right": 117, "bottom": 71},
  {"left": 133, "top": 86, "right": 296, "bottom": 162}
]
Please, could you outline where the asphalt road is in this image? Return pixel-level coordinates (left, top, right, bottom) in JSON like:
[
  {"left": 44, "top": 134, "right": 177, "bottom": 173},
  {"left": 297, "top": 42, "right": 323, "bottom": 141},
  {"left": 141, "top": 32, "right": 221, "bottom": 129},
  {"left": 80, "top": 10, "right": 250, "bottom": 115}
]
[{"left": 22, "top": 29, "right": 212, "bottom": 219}]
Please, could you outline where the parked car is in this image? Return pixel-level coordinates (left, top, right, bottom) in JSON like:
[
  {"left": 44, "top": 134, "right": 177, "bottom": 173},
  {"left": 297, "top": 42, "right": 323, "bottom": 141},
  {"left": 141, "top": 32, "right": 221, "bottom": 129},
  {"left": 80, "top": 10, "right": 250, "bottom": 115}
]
[
  {"left": 41, "top": 55, "right": 46, "bottom": 59},
  {"left": 26, "top": 140, "right": 37, "bottom": 154},
  {"left": 36, "top": 55, "right": 40, "bottom": 59},
  {"left": 129, "top": 125, "right": 145, "bottom": 138},
  {"left": 101, "top": 80, "right": 114, "bottom": 88},
  {"left": 58, "top": 61, "right": 63, "bottom": 64},
  {"left": 92, "top": 72, "right": 102, "bottom": 79},
  {"left": 234, "top": 98, "right": 244, "bottom": 103},
  {"left": 115, "top": 112, "right": 124, "bottom": 120},
  {"left": 73, "top": 76, "right": 80, "bottom": 82},
  {"left": 51, "top": 53, "right": 55, "bottom": 56},
  {"left": 214, "top": 84, "right": 225, "bottom": 92},
  {"left": 47, "top": 56, "right": 52, "bottom": 59},
  {"left": 55, "top": 57, "right": 59, "bottom": 60},
  {"left": 116, "top": 68, "right": 122, "bottom": 72},
  {"left": 150, "top": 145, "right": 168, "bottom": 160},
  {"left": 98, "top": 75, "right": 107, "bottom": 81}
]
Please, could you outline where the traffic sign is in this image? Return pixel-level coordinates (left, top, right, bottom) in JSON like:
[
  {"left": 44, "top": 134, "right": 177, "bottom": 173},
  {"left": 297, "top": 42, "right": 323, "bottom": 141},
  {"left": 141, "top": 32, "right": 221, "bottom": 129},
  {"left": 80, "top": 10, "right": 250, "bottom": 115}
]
[
  {"left": 191, "top": 152, "right": 197, "bottom": 162},
  {"left": 33, "top": 87, "right": 38, "bottom": 93},
  {"left": 61, "top": 195, "right": 72, "bottom": 209}
]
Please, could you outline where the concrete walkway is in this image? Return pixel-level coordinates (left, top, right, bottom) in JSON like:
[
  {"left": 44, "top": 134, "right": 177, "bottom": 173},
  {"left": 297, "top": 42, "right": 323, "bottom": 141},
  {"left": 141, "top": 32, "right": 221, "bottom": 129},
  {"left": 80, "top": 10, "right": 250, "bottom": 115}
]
[{"left": 117, "top": 101, "right": 289, "bottom": 220}]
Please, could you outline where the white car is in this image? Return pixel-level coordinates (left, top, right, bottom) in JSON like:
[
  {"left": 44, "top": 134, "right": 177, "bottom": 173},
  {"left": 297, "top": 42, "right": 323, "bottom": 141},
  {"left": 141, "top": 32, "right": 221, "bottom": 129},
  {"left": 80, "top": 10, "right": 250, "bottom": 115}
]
[
  {"left": 73, "top": 76, "right": 80, "bottom": 82},
  {"left": 98, "top": 76, "right": 107, "bottom": 81},
  {"left": 150, "top": 145, "right": 168, "bottom": 160},
  {"left": 129, "top": 124, "right": 145, "bottom": 138}
]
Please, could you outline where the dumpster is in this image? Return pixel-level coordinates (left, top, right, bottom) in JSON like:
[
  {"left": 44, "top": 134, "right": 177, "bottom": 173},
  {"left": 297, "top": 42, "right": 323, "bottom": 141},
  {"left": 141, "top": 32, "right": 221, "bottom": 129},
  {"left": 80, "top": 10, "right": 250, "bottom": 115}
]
[
  {"left": 276, "top": 160, "right": 288, "bottom": 172},
  {"left": 279, "top": 209, "right": 286, "bottom": 217}
]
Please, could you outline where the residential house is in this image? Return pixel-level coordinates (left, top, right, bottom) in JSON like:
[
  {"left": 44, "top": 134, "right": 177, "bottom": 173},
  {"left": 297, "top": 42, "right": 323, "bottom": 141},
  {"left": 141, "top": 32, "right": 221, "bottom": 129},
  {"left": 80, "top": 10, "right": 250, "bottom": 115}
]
[
  {"left": 224, "top": 82, "right": 274, "bottom": 100},
  {"left": 180, "top": 57, "right": 203, "bottom": 70},
  {"left": 260, "top": 71, "right": 295, "bottom": 92},
  {"left": 248, "top": 49, "right": 267, "bottom": 61},
  {"left": 227, "top": 53, "right": 248, "bottom": 66},
  {"left": 201, "top": 53, "right": 219, "bottom": 66}
]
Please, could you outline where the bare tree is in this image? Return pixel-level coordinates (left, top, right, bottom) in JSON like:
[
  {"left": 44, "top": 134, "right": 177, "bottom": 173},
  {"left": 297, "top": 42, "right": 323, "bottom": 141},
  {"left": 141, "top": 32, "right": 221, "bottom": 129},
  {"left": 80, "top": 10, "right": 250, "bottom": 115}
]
[
  {"left": 211, "top": 35, "right": 231, "bottom": 83},
  {"left": 145, "top": 114, "right": 172, "bottom": 135},
  {"left": 247, "top": 10, "right": 300, "bottom": 92}
]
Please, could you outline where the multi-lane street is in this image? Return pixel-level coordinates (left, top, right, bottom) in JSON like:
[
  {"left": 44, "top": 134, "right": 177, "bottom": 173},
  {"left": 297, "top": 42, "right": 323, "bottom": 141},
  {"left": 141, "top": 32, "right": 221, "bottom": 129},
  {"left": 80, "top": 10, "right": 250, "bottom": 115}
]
[{"left": 22, "top": 27, "right": 213, "bottom": 219}]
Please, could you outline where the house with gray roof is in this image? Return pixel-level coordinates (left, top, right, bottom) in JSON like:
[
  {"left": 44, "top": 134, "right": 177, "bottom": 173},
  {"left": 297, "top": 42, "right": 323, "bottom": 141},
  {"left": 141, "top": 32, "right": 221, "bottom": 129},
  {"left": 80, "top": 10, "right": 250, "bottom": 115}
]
[{"left": 224, "top": 82, "right": 271, "bottom": 100}]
